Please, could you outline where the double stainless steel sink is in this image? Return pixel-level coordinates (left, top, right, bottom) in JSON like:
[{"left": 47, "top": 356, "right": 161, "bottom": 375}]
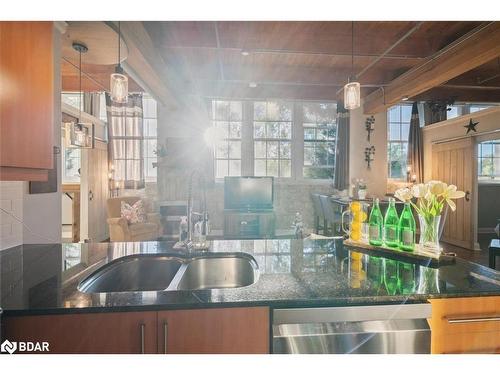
[{"left": 78, "top": 252, "right": 259, "bottom": 293}]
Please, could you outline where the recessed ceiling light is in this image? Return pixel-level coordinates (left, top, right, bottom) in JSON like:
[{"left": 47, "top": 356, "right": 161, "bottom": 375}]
[
  {"left": 241, "top": 49, "right": 250, "bottom": 56},
  {"left": 402, "top": 96, "right": 409, "bottom": 101},
  {"left": 249, "top": 82, "right": 258, "bottom": 88}
]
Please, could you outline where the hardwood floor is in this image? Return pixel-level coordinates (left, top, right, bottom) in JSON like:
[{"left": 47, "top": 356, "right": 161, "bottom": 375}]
[{"left": 442, "top": 233, "right": 497, "bottom": 269}]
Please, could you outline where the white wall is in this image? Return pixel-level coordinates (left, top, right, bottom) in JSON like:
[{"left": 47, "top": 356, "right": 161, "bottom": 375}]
[
  {"left": 0, "top": 182, "right": 24, "bottom": 250},
  {"left": 349, "top": 104, "right": 388, "bottom": 198}
]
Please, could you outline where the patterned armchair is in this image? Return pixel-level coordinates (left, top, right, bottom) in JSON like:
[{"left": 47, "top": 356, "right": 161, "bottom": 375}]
[{"left": 106, "top": 197, "right": 161, "bottom": 241}]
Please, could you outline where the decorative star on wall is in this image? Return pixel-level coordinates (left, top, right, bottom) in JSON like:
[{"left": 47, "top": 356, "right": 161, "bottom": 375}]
[{"left": 464, "top": 119, "right": 479, "bottom": 134}]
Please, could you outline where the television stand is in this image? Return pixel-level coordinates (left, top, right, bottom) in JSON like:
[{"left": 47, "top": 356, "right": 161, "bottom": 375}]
[{"left": 223, "top": 209, "right": 276, "bottom": 239}]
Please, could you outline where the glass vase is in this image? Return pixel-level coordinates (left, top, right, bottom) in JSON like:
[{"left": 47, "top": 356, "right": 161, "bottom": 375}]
[{"left": 418, "top": 214, "right": 441, "bottom": 253}]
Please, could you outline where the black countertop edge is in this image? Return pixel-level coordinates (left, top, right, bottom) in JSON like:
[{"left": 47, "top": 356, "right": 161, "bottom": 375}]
[{"left": 5, "top": 292, "right": 500, "bottom": 318}]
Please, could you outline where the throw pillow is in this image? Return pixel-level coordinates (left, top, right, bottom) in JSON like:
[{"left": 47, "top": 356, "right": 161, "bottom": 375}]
[{"left": 120, "top": 200, "right": 147, "bottom": 224}]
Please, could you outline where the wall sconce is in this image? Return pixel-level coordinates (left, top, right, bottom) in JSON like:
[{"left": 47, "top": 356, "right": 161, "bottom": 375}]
[
  {"left": 109, "top": 180, "right": 123, "bottom": 197},
  {"left": 364, "top": 146, "right": 375, "bottom": 169},
  {"left": 365, "top": 115, "right": 375, "bottom": 142}
]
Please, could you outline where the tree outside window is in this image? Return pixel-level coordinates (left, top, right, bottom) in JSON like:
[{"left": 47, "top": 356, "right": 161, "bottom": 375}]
[{"left": 387, "top": 104, "right": 412, "bottom": 179}]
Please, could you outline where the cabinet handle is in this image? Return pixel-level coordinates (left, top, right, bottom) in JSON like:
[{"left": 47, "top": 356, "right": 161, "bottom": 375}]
[
  {"left": 140, "top": 323, "right": 145, "bottom": 354},
  {"left": 163, "top": 322, "right": 168, "bottom": 354},
  {"left": 447, "top": 316, "right": 500, "bottom": 324}
]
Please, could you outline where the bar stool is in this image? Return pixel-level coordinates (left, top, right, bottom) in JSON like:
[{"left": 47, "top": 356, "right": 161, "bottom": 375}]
[
  {"left": 311, "top": 193, "right": 326, "bottom": 234},
  {"left": 319, "top": 195, "right": 340, "bottom": 236},
  {"left": 489, "top": 239, "right": 499, "bottom": 270}
]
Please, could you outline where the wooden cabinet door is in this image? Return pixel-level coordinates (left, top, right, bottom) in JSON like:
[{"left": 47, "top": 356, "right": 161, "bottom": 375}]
[
  {"left": 157, "top": 307, "right": 270, "bottom": 354},
  {"left": 431, "top": 138, "right": 474, "bottom": 249},
  {"left": 0, "top": 22, "right": 54, "bottom": 171},
  {"left": 3, "top": 311, "right": 157, "bottom": 354},
  {"left": 429, "top": 297, "right": 500, "bottom": 353}
]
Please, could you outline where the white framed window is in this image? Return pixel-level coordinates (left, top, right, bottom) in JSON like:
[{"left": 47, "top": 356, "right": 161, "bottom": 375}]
[
  {"left": 447, "top": 105, "right": 461, "bottom": 120},
  {"left": 143, "top": 93, "right": 158, "bottom": 181},
  {"left": 302, "top": 102, "right": 337, "bottom": 179},
  {"left": 478, "top": 140, "right": 500, "bottom": 181},
  {"left": 211, "top": 100, "right": 243, "bottom": 178},
  {"left": 470, "top": 104, "right": 493, "bottom": 113},
  {"left": 387, "top": 104, "right": 412, "bottom": 180},
  {"left": 98, "top": 92, "right": 107, "bottom": 123},
  {"left": 253, "top": 101, "right": 293, "bottom": 177}
]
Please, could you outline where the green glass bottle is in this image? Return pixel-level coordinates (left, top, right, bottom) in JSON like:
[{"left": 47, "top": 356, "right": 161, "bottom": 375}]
[
  {"left": 383, "top": 259, "right": 399, "bottom": 295},
  {"left": 368, "top": 198, "right": 383, "bottom": 246},
  {"left": 367, "top": 255, "right": 384, "bottom": 291},
  {"left": 398, "top": 202, "right": 416, "bottom": 251},
  {"left": 398, "top": 262, "right": 416, "bottom": 294},
  {"left": 383, "top": 198, "right": 399, "bottom": 247}
]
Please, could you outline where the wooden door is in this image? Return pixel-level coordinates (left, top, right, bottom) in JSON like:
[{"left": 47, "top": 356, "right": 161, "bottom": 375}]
[
  {"left": 3, "top": 311, "right": 157, "bottom": 354},
  {"left": 432, "top": 138, "right": 473, "bottom": 249},
  {"left": 157, "top": 307, "right": 270, "bottom": 354},
  {"left": 0, "top": 22, "right": 53, "bottom": 179},
  {"left": 80, "top": 140, "right": 109, "bottom": 242}
]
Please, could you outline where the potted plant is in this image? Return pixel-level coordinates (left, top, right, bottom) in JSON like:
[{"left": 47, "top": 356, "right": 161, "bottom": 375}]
[
  {"left": 395, "top": 181, "right": 465, "bottom": 253},
  {"left": 152, "top": 143, "right": 167, "bottom": 168}
]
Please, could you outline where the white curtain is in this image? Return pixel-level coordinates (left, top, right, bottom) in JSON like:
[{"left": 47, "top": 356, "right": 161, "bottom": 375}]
[{"left": 106, "top": 93, "right": 145, "bottom": 189}]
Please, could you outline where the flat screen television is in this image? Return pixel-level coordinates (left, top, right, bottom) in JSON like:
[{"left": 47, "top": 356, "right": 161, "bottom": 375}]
[{"left": 224, "top": 176, "right": 274, "bottom": 210}]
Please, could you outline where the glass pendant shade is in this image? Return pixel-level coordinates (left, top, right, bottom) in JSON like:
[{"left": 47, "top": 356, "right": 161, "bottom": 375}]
[
  {"left": 344, "top": 81, "right": 361, "bottom": 110},
  {"left": 110, "top": 72, "right": 128, "bottom": 103}
]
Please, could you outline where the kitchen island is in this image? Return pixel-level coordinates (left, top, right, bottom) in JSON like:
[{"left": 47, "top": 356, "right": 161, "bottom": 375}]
[{"left": 1, "top": 239, "right": 500, "bottom": 353}]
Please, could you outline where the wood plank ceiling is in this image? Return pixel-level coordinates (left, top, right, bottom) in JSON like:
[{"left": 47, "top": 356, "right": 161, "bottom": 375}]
[
  {"left": 63, "top": 21, "right": 500, "bottom": 106},
  {"left": 142, "top": 21, "right": 500, "bottom": 104}
]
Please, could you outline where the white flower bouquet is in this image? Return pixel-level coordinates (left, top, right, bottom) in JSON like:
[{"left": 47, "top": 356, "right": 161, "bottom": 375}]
[{"left": 394, "top": 181, "right": 465, "bottom": 251}]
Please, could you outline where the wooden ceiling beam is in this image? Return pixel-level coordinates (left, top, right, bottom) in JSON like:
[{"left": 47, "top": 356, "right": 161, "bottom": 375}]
[
  {"left": 159, "top": 45, "right": 426, "bottom": 61},
  {"left": 413, "top": 86, "right": 500, "bottom": 103},
  {"left": 363, "top": 22, "right": 500, "bottom": 114},
  {"left": 184, "top": 80, "right": 376, "bottom": 101}
]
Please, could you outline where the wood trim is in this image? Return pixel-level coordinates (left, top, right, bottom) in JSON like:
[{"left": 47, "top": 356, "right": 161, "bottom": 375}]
[
  {"left": 0, "top": 167, "right": 48, "bottom": 181},
  {"left": 62, "top": 183, "right": 80, "bottom": 193},
  {"left": 363, "top": 22, "right": 500, "bottom": 114}
]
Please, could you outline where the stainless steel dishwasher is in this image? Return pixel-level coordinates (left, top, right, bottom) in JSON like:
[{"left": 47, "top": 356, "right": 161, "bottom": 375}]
[{"left": 273, "top": 303, "right": 431, "bottom": 354}]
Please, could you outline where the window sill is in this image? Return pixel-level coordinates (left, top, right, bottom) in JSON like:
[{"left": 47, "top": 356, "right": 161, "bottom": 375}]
[
  {"left": 478, "top": 180, "right": 500, "bottom": 185},
  {"left": 213, "top": 177, "right": 332, "bottom": 186}
]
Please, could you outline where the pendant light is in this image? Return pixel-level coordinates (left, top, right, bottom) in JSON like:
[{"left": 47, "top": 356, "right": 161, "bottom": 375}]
[
  {"left": 110, "top": 21, "right": 128, "bottom": 103},
  {"left": 67, "top": 42, "right": 94, "bottom": 148},
  {"left": 344, "top": 21, "right": 361, "bottom": 110}
]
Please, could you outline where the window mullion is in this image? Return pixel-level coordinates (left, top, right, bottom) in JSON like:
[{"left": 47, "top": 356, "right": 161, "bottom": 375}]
[
  {"left": 292, "top": 102, "right": 303, "bottom": 180},
  {"left": 241, "top": 101, "right": 253, "bottom": 176}
]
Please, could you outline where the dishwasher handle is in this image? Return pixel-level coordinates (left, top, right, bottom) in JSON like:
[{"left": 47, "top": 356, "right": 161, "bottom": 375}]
[{"left": 273, "top": 304, "right": 432, "bottom": 325}]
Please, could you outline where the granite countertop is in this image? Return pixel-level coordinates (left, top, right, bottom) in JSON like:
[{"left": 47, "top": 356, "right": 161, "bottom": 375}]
[{"left": 1, "top": 239, "right": 500, "bottom": 316}]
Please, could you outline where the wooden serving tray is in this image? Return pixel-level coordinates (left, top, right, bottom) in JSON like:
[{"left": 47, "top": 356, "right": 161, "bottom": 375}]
[{"left": 343, "top": 239, "right": 457, "bottom": 268}]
